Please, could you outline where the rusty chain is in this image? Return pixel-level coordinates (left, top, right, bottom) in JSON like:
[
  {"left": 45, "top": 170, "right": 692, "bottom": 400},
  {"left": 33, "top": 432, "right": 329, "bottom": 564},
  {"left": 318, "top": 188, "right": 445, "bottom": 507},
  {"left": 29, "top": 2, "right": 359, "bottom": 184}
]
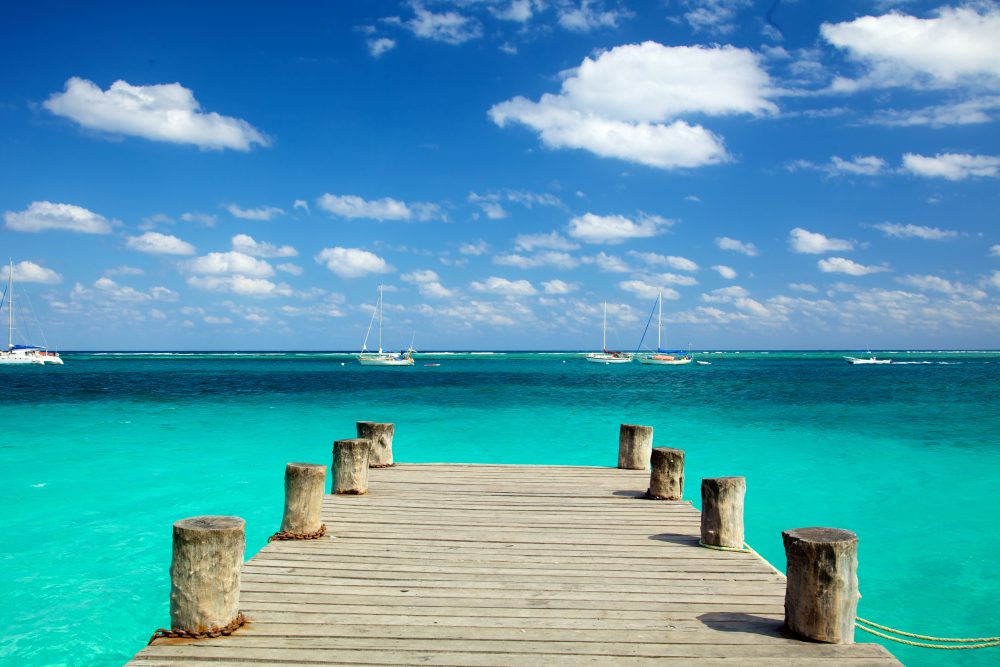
[
  {"left": 147, "top": 611, "right": 248, "bottom": 645},
  {"left": 268, "top": 523, "right": 327, "bottom": 542}
]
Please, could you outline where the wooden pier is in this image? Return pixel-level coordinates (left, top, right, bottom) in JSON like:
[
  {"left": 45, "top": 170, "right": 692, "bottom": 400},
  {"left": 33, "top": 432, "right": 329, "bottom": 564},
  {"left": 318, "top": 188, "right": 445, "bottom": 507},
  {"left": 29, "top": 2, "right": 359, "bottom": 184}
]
[{"left": 130, "top": 463, "right": 900, "bottom": 665}]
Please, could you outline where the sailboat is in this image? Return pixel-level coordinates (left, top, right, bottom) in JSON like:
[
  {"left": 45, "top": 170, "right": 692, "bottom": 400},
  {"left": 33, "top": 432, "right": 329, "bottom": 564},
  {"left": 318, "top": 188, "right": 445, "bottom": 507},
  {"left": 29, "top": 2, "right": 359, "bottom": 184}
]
[
  {"left": 358, "top": 284, "right": 414, "bottom": 367},
  {"left": 0, "top": 260, "right": 63, "bottom": 365},
  {"left": 585, "top": 302, "right": 633, "bottom": 364},
  {"left": 636, "top": 289, "right": 691, "bottom": 366}
]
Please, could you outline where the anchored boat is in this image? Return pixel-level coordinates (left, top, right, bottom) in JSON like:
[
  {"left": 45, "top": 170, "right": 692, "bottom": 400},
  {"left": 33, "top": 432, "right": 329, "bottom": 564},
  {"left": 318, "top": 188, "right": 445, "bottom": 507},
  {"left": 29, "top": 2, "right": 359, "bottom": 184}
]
[
  {"left": 636, "top": 289, "right": 691, "bottom": 366},
  {"left": 585, "top": 301, "right": 633, "bottom": 364},
  {"left": 0, "top": 260, "right": 63, "bottom": 366},
  {"left": 358, "top": 285, "right": 414, "bottom": 367}
]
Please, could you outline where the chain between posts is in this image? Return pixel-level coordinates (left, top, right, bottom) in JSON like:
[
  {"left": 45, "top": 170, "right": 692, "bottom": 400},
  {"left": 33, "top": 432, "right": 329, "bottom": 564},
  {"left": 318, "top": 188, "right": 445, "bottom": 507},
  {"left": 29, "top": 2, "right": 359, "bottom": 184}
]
[{"left": 148, "top": 612, "right": 248, "bottom": 645}]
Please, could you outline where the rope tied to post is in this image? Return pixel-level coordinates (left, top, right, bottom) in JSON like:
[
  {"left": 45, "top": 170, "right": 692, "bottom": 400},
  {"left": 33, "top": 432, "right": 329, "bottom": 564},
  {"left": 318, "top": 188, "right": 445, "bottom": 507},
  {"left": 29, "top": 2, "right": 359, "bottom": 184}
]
[
  {"left": 268, "top": 523, "right": 327, "bottom": 542},
  {"left": 698, "top": 540, "right": 751, "bottom": 553},
  {"left": 147, "top": 612, "right": 248, "bottom": 645},
  {"left": 855, "top": 617, "right": 1000, "bottom": 650}
]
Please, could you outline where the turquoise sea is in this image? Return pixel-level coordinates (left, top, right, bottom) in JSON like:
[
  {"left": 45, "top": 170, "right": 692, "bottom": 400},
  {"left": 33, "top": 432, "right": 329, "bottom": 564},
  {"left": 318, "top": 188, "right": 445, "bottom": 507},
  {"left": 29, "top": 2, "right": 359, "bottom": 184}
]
[{"left": 2, "top": 351, "right": 999, "bottom": 666}]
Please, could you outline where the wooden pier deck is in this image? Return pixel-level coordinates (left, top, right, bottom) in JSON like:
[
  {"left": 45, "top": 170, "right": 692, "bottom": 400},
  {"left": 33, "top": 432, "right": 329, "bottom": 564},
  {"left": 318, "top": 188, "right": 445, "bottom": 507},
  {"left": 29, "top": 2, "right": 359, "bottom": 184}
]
[{"left": 130, "top": 464, "right": 900, "bottom": 665}]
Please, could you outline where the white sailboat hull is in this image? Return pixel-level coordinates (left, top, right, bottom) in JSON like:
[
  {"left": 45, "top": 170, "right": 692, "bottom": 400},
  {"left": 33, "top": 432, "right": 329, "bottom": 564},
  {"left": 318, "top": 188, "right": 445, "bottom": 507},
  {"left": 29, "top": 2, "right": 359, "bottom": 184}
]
[
  {"left": 585, "top": 354, "right": 632, "bottom": 364},
  {"left": 845, "top": 357, "right": 891, "bottom": 365},
  {"left": 358, "top": 356, "right": 414, "bottom": 366},
  {"left": 638, "top": 356, "right": 692, "bottom": 365}
]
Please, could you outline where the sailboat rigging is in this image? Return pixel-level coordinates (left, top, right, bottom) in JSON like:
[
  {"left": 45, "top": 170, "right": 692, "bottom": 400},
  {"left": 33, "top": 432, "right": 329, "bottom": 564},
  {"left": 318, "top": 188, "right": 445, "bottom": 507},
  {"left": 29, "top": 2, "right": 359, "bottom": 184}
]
[
  {"left": 585, "top": 302, "right": 632, "bottom": 364},
  {"left": 636, "top": 289, "right": 692, "bottom": 366},
  {"left": 358, "top": 284, "right": 414, "bottom": 367},
  {"left": 0, "top": 260, "right": 63, "bottom": 365}
]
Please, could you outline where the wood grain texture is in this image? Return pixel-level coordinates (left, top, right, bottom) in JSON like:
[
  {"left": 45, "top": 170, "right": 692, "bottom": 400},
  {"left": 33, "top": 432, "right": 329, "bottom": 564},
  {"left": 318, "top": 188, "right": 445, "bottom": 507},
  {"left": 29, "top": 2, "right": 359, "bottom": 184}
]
[{"left": 130, "top": 464, "right": 898, "bottom": 666}]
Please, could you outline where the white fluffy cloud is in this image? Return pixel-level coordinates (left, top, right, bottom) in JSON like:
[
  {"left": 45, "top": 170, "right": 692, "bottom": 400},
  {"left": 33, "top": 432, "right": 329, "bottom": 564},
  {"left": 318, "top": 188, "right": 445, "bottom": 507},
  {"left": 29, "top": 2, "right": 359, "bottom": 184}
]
[
  {"left": 315, "top": 247, "right": 393, "bottom": 279},
  {"left": 628, "top": 251, "right": 699, "bottom": 271},
  {"left": 715, "top": 236, "right": 758, "bottom": 256},
  {"left": 991, "top": 244, "right": 1000, "bottom": 257},
  {"left": 583, "top": 252, "right": 630, "bottom": 273},
  {"left": 186, "top": 275, "right": 291, "bottom": 297},
  {"left": 542, "top": 279, "right": 578, "bottom": 294},
  {"left": 874, "top": 222, "right": 959, "bottom": 240},
  {"left": 870, "top": 97, "right": 1000, "bottom": 127},
  {"left": 231, "top": 234, "right": 297, "bottom": 258},
  {"left": 818, "top": 257, "right": 890, "bottom": 276},
  {"left": 470, "top": 276, "right": 537, "bottom": 296},
  {"left": 712, "top": 265, "right": 737, "bottom": 279},
  {"left": 226, "top": 204, "right": 284, "bottom": 221},
  {"left": 43, "top": 78, "right": 268, "bottom": 150},
  {"left": 489, "top": 41, "right": 776, "bottom": 169},
  {"left": 683, "top": 0, "right": 752, "bottom": 34},
  {"left": 317, "top": 193, "right": 441, "bottom": 221},
  {"left": 401, "top": 269, "right": 453, "bottom": 298},
  {"left": 514, "top": 232, "right": 579, "bottom": 252},
  {"left": 494, "top": 251, "right": 579, "bottom": 270},
  {"left": 459, "top": 240, "right": 490, "bottom": 256},
  {"left": 184, "top": 251, "right": 275, "bottom": 278},
  {"left": 557, "top": 1, "right": 631, "bottom": 32},
  {"left": 902, "top": 153, "right": 1000, "bottom": 180},
  {"left": 368, "top": 37, "right": 396, "bottom": 57},
  {"left": 127, "top": 231, "right": 196, "bottom": 255},
  {"left": 5, "top": 201, "right": 116, "bottom": 234},
  {"left": 789, "top": 228, "right": 854, "bottom": 254},
  {"left": 1, "top": 261, "right": 62, "bottom": 284},
  {"left": 619, "top": 280, "right": 681, "bottom": 300},
  {"left": 898, "top": 274, "right": 986, "bottom": 300},
  {"left": 567, "top": 212, "right": 670, "bottom": 244},
  {"left": 822, "top": 5, "right": 1000, "bottom": 91},
  {"left": 404, "top": 6, "right": 482, "bottom": 44}
]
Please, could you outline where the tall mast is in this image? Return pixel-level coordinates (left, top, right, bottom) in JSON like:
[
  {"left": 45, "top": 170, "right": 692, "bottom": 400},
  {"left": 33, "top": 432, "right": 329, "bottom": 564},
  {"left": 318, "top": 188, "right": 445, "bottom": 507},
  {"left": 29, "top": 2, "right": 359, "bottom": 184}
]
[
  {"left": 602, "top": 301, "right": 607, "bottom": 352},
  {"left": 378, "top": 284, "right": 383, "bottom": 354},
  {"left": 7, "top": 260, "right": 13, "bottom": 350},
  {"left": 657, "top": 289, "right": 662, "bottom": 351}
]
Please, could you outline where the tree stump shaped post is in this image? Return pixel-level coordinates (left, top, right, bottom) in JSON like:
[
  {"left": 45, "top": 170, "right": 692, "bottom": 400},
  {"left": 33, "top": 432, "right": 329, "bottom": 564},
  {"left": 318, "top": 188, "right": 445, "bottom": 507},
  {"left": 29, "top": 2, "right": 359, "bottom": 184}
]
[
  {"left": 356, "top": 421, "right": 395, "bottom": 467},
  {"left": 618, "top": 423, "right": 653, "bottom": 470},
  {"left": 281, "top": 463, "right": 327, "bottom": 534},
  {"left": 333, "top": 438, "right": 371, "bottom": 494},
  {"left": 700, "top": 476, "right": 745, "bottom": 549},
  {"left": 783, "top": 527, "right": 860, "bottom": 644},
  {"left": 170, "top": 516, "right": 245, "bottom": 633},
  {"left": 647, "top": 447, "right": 684, "bottom": 499}
]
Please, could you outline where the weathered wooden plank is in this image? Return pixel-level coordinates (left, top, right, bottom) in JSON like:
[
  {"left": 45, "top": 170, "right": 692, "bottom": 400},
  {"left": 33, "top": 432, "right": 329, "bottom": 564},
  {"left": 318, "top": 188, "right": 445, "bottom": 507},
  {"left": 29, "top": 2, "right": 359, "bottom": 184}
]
[{"left": 128, "top": 464, "right": 898, "bottom": 666}]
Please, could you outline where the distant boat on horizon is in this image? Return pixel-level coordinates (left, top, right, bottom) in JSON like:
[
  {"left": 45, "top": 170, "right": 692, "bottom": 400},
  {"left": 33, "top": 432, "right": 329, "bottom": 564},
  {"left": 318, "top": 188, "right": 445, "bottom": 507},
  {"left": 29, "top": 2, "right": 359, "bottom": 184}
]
[
  {"left": 844, "top": 351, "right": 891, "bottom": 365},
  {"left": 0, "top": 260, "right": 63, "bottom": 366},
  {"left": 585, "top": 301, "right": 633, "bottom": 364},
  {"left": 358, "top": 284, "right": 414, "bottom": 367},
  {"left": 636, "top": 289, "right": 692, "bottom": 366}
]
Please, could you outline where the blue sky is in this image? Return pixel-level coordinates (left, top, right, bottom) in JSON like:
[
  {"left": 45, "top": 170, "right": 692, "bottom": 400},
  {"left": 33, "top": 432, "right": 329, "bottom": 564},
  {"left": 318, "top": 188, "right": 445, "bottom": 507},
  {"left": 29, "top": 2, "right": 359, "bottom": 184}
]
[{"left": 1, "top": 0, "right": 998, "bottom": 350}]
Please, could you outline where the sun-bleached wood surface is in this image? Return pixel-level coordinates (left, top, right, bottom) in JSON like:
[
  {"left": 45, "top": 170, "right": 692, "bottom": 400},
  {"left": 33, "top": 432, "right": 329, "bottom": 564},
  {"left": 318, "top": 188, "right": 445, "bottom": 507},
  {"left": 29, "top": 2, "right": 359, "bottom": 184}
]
[{"left": 129, "top": 463, "right": 899, "bottom": 666}]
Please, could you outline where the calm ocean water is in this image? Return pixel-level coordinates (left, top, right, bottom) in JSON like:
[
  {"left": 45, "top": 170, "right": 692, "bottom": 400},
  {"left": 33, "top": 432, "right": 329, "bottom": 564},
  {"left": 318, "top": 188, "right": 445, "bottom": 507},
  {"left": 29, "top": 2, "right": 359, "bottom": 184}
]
[{"left": 1, "top": 351, "right": 998, "bottom": 666}]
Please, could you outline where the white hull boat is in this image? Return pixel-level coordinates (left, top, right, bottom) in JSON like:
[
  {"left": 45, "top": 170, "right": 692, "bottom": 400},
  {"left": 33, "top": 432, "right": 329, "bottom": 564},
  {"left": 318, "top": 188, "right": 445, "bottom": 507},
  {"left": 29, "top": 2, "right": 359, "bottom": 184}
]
[
  {"left": 845, "top": 355, "right": 891, "bottom": 365},
  {"left": 586, "top": 302, "right": 632, "bottom": 364},
  {"left": 1, "top": 260, "right": 63, "bottom": 366},
  {"left": 635, "top": 290, "right": 691, "bottom": 366},
  {"left": 358, "top": 285, "right": 413, "bottom": 367}
]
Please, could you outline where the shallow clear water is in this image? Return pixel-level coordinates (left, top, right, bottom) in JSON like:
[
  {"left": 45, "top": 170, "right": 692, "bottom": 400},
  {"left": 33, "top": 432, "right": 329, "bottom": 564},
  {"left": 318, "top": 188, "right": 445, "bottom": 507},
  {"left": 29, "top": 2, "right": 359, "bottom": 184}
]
[{"left": 1, "top": 351, "right": 998, "bottom": 666}]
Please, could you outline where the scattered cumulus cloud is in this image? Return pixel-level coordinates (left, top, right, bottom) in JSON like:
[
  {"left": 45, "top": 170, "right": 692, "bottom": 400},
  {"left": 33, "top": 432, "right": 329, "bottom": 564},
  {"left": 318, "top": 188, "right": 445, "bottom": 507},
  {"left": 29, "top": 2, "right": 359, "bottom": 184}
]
[
  {"left": 869, "top": 96, "right": 1000, "bottom": 127},
  {"left": 43, "top": 77, "right": 268, "bottom": 150},
  {"left": 105, "top": 266, "right": 144, "bottom": 277},
  {"left": 231, "top": 233, "right": 297, "bottom": 258},
  {"left": 317, "top": 193, "right": 442, "bottom": 221},
  {"left": 567, "top": 212, "right": 670, "bottom": 244},
  {"left": 459, "top": 240, "right": 490, "bottom": 256},
  {"left": 183, "top": 251, "right": 275, "bottom": 278},
  {"left": 542, "top": 279, "right": 578, "bottom": 294},
  {"left": 368, "top": 37, "right": 397, "bottom": 57},
  {"left": 712, "top": 265, "right": 737, "bottom": 279},
  {"left": 470, "top": 276, "right": 537, "bottom": 296},
  {"left": 789, "top": 227, "right": 854, "bottom": 254},
  {"left": 898, "top": 274, "right": 986, "bottom": 300},
  {"left": 619, "top": 280, "right": 680, "bottom": 300},
  {"left": 514, "top": 232, "right": 579, "bottom": 252},
  {"left": 494, "top": 251, "right": 579, "bottom": 269},
  {"left": 5, "top": 201, "right": 117, "bottom": 234},
  {"left": 127, "top": 231, "right": 196, "bottom": 255},
  {"left": 682, "top": 0, "right": 752, "bottom": 35},
  {"left": 821, "top": 4, "right": 1000, "bottom": 91},
  {"left": 186, "top": 275, "right": 292, "bottom": 297},
  {"left": 818, "top": 256, "right": 890, "bottom": 276},
  {"left": 628, "top": 251, "right": 699, "bottom": 272},
  {"left": 292, "top": 200, "right": 310, "bottom": 215},
  {"left": 583, "top": 252, "right": 630, "bottom": 273},
  {"left": 489, "top": 41, "right": 776, "bottom": 169},
  {"left": 557, "top": 0, "right": 631, "bottom": 32},
  {"left": 715, "top": 236, "right": 758, "bottom": 256},
  {"left": 902, "top": 153, "right": 1000, "bottom": 180},
  {"left": 401, "top": 269, "right": 453, "bottom": 298},
  {"left": 277, "top": 263, "right": 303, "bottom": 276},
  {"left": 788, "top": 282, "right": 818, "bottom": 293},
  {"left": 874, "top": 222, "right": 959, "bottom": 240},
  {"left": 180, "top": 211, "right": 217, "bottom": 226},
  {"left": 1, "top": 261, "right": 62, "bottom": 284},
  {"left": 991, "top": 244, "right": 1000, "bottom": 257},
  {"left": 226, "top": 204, "right": 285, "bottom": 221},
  {"left": 399, "top": 5, "right": 483, "bottom": 45},
  {"left": 315, "top": 247, "right": 393, "bottom": 278}
]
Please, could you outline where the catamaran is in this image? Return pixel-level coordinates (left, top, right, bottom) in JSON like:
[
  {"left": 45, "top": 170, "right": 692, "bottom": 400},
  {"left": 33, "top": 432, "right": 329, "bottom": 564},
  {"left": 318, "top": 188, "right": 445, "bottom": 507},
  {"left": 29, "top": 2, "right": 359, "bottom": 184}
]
[
  {"left": 358, "top": 284, "right": 414, "bottom": 367},
  {"left": 0, "top": 260, "right": 63, "bottom": 365},
  {"left": 636, "top": 289, "right": 691, "bottom": 366},
  {"left": 585, "top": 302, "right": 632, "bottom": 364}
]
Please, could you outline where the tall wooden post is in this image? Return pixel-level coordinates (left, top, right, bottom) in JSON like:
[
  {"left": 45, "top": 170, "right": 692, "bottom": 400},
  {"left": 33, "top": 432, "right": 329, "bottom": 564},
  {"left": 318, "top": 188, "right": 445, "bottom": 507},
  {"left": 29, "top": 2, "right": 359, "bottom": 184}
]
[
  {"left": 333, "top": 438, "right": 371, "bottom": 494},
  {"left": 618, "top": 423, "right": 653, "bottom": 470},
  {"left": 783, "top": 527, "right": 859, "bottom": 644},
  {"left": 700, "top": 477, "right": 745, "bottom": 548},
  {"left": 170, "top": 516, "right": 245, "bottom": 633},
  {"left": 281, "top": 463, "right": 326, "bottom": 534},
  {"left": 357, "top": 421, "right": 395, "bottom": 467},
  {"left": 647, "top": 447, "right": 684, "bottom": 499}
]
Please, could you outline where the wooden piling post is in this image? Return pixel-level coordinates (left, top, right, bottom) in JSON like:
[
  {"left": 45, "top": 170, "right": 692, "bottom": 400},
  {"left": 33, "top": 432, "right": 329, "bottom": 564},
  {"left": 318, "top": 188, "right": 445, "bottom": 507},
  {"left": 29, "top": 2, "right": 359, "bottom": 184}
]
[
  {"left": 280, "top": 463, "right": 326, "bottom": 534},
  {"left": 647, "top": 447, "right": 684, "bottom": 499},
  {"left": 700, "top": 477, "right": 745, "bottom": 548},
  {"left": 618, "top": 423, "right": 653, "bottom": 470},
  {"left": 783, "top": 527, "right": 859, "bottom": 644},
  {"left": 356, "top": 421, "right": 395, "bottom": 467},
  {"left": 170, "top": 516, "right": 245, "bottom": 633},
  {"left": 333, "top": 438, "right": 371, "bottom": 494}
]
